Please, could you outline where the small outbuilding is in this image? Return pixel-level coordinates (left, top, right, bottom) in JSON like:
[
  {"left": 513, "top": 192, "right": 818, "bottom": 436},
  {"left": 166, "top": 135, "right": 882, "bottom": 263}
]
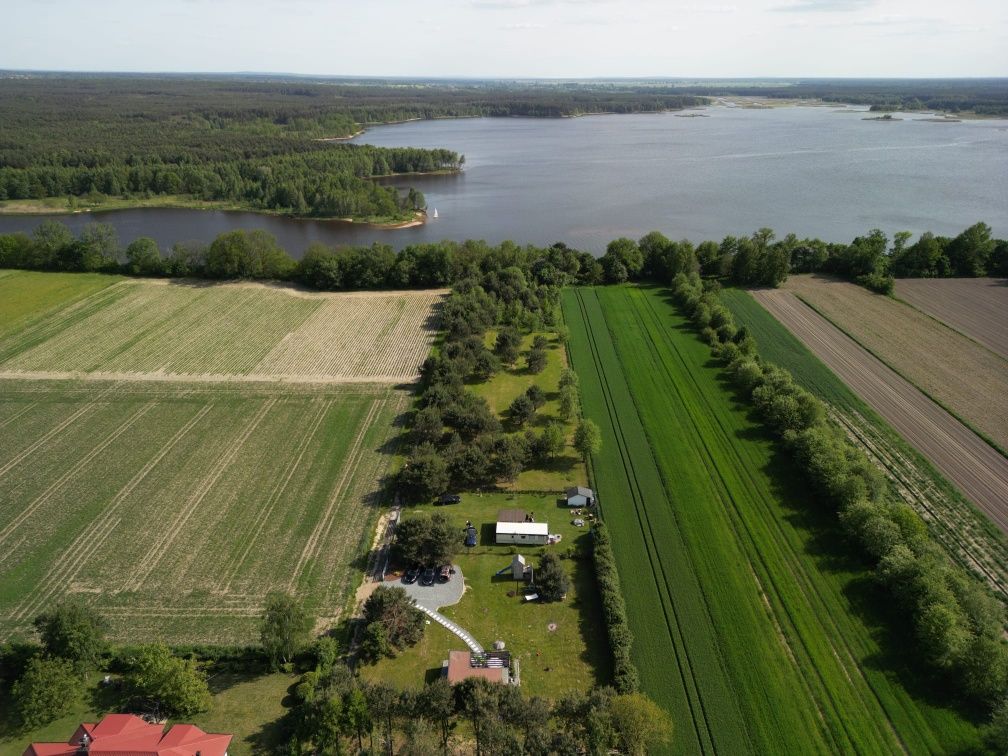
[
  {"left": 495, "top": 521, "right": 549, "bottom": 546},
  {"left": 566, "top": 486, "right": 595, "bottom": 507}
]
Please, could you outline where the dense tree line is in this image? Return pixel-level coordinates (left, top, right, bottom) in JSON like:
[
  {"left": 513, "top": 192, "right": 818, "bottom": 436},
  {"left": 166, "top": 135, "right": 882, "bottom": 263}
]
[
  {"left": 671, "top": 272, "right": 1008, "bottom": 724},
  {"left": 290, "top": 639, "right": 671, "bottom": 755},
  {"left": 1, "top": 220, "right": 1003, "bottom": 295},
  {"left": 590, "top": 522, "right": 638, "bottom": 695}
]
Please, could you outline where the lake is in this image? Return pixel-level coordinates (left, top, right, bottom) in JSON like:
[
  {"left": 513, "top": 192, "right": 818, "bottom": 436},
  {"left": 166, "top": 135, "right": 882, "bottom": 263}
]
[{"left": 2, "top": 105, "right": 1006, "bottom": 255}]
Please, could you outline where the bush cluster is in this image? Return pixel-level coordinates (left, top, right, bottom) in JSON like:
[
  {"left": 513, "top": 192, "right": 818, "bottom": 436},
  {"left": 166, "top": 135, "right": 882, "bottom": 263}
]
[
  {"left": 591, "top": 521, "right": 640, "bottom": 694},
  {"left": 671, "top": 272, "right": 1008, "bottom": 711}
]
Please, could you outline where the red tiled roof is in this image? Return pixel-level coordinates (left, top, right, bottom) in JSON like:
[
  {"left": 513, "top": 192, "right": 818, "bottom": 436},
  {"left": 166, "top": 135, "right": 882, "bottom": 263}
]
[
  {"left": 445, "top": 650, "right": 506, "bottom": 684},
  {"left": 23, "top": 714, "right": 231, "bottom": 756}
]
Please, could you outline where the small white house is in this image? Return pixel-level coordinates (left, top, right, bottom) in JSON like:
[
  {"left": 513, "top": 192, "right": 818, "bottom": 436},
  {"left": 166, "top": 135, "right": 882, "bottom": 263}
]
[
  {"left": 565, "top": 486, "right": 595, "bottom": 507},
  {"left": 495, "top": 521, "right": 549, "bottom": 546}
]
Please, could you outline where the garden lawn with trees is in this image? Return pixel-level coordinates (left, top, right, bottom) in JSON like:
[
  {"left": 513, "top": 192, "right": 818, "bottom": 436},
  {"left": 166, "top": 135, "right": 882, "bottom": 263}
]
[
  {"left": 562, "top": 285, "right": 984, "bottom": 755},
  {"left": 360, "top": 492, "right": 610, "bottom": 699}
]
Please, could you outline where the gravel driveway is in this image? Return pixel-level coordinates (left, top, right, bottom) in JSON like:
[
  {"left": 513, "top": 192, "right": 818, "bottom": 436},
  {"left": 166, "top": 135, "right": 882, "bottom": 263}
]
[{"left": 398, "top": 564, "right": 465, "bottom": 611}]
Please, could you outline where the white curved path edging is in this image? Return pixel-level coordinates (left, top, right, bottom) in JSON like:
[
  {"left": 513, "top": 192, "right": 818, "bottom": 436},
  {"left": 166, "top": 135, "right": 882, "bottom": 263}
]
[
  {"left": 417, "top": 605, "right": 484, "bottom": 654},
  {"left": 399, "top": 565, "right": 483, "bottom": 653}
]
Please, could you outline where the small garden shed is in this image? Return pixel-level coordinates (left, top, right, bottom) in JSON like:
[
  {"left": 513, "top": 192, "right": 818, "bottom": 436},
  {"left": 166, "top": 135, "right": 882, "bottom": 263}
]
[{"left": 565, "top": 486, "right": 595, "bottom": 507}]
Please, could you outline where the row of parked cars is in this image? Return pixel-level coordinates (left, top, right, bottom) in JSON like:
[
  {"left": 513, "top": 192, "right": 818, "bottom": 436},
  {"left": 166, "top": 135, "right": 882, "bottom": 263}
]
[{"left": 403, "top": 564, "right": 452, "bottom": 586}]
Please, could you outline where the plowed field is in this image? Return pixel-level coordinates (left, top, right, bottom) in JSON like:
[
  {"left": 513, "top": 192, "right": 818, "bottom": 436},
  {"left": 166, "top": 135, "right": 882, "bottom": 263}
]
[
  {"left": 782, "top": 275, "right": 1008, "bottom": 451},
  {"left": 752, "top": 288, "right": 1008, "bottom": 534},
  {"left": 894, "top": 277, "right": 1008, "bottom": 359}
]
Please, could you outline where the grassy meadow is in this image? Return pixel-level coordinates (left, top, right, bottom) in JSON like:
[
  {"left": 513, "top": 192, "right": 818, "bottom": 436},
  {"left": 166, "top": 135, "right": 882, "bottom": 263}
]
[{"left": 562, "top": 285, "right": 983, "bottom": 755}]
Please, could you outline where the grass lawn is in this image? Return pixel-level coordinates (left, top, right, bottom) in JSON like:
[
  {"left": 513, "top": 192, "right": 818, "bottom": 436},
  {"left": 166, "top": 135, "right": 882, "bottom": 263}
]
[
  {"left": 361, "top": 492, "right": 611, "bottom": 699},
  {"left": 0, "top": 671, "right": 295, "bottom": 756},
  {"left": 471, "top": 332, "right": 587, "bottom": 491}
]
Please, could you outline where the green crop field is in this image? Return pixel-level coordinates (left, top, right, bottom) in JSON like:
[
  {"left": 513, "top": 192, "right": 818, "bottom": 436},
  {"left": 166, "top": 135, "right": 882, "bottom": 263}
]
[
  {"left": 562, "top": 285, "right": 982, "bottom": 755},
  {"left": 0, "top": 270, "right": 120, "bottom": 336},
  {"left": 0, "top": 379, "right": 406, "bottom": 645}
]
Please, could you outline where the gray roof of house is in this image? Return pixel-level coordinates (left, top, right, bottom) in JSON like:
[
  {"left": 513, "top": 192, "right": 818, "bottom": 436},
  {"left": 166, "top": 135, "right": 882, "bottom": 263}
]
[{"left": 566, "top": 486, "right": 594, "bottom": 498}]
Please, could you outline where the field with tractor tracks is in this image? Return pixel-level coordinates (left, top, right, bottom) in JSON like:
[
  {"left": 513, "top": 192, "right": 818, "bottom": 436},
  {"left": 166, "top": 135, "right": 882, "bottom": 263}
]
[
  {"left": 0, "top": 379, "right": 405, "bottom": 644},
  {"left": 0, "top": 272, "right": 443, "bottom": 383},
  {"left": 781, "top": 274, "right": 1008, "bottom": 452},
  {"left": 724, "top": 288, "right": 1008, "bottom": 615},
  {"left": 750, "top": 286, "right": 1008, "bottom": 538},
  {"left": 562, "top": 285, "right": 983, "bottom": 755},
  {"left": 893, "top": 277, "right": 1008, "bottom": 360}
]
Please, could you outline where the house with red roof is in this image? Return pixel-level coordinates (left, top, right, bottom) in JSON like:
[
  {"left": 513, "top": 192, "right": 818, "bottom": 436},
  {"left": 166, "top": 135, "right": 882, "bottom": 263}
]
[{"left": 22, "top": 714, "right": 231, "bottom": 756}]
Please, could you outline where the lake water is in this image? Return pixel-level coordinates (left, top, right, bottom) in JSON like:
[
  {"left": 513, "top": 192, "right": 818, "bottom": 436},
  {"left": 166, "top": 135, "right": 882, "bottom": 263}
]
[{"left": 2, "top": 105, "right": 1006, "bottom": 256}]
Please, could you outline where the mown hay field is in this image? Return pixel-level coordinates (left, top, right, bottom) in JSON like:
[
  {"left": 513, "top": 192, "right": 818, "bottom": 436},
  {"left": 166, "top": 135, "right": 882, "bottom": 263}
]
[
  {"left": 562, "top": 285, "right": 982, "bottom": 755},
  {"left": 894, "top": 277, "right": 1008, "bottom": 360},
  {"left": 0, "top": 379, "right": 405, "bottom": 645},
  {"left": 782, "top": 274, "right": 1008, "bottom": 451},
  {"left": 0, "top": 272, "right": 443, "bottom": 383}
]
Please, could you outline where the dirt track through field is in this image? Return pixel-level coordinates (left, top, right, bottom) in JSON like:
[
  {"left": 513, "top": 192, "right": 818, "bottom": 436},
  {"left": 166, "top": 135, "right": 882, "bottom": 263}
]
[
  {"left": 753, "top": 289, "right": 1008, "bottom": 534},
  {"left": 894, "top": 278, "right": 1008, "bottom": 359}
]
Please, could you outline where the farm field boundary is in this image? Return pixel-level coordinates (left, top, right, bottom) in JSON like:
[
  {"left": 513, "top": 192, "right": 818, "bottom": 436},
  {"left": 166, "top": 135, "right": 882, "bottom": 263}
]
[
  {"left": 0, "top": 380, "right": 406, "bottom": 645},
  {"left": 723, "top": 288, "right": 1008, "bottom": 612},
  {"left": 893, "top": 278, "right": 1008, "bottom": 360},
  {"left": 563, "top": 285, "right": 983, "bottom": 755},
  {"left": 0, "top": 273, "right": 444, "bottom": 383},
  {"left": 751, "top": 288, "right": 1008, "bottom": 535}
]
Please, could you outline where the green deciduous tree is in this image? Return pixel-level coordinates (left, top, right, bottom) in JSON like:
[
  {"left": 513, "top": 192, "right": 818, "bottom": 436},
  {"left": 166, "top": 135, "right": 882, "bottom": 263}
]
[
  {"left": 393, "top": 512, "right": 458, "bottom": 566},
  {"left": 509, "top": 394, "right": 536, "bottom": 427},
  {"left": 126, "top": 644, "right": 211, "bottom": 718},
  {"left": 609, "top": 693, "right": 673, "bottom": 755},
  {"left": 11, "top": 656, "right": 81, "bottom": 730},
  {"left": 526, "top": 347, "right": 547, "bottom": 374},
  {"left": 260, "top": 593, "right": 314, "bottom": 669},
  {"left": 574, "top": 419, "right": 602, "bottom": 460},
  {"left": 362, "top": 586, "right": 425, "bottom": 652},
  {"left": 32, "top": 600, "right": 108, "bottom": 675}
]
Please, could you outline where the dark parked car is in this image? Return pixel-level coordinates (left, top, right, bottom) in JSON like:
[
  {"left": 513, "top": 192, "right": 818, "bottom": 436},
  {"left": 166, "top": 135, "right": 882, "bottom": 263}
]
[
  {"left": 419, "top": 566, "right": 437, "bottom": 586},
  {"left": 436, "top": 493, "right": 461, "bottom": 506},
  {"left": 438, "top": 565, "right": 452, "bottom": 583},
  {"left": 402, "top": 565, "right": 420, "bottom": 584},
  {"left": 464, "top": 526, "right": 478, "bottom": 548}
]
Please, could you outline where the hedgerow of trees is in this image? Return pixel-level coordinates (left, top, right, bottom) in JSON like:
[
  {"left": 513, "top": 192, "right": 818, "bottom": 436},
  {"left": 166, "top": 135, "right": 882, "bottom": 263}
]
[{"left": 671, "top": 270, "right": 1008, "bottom": 718}]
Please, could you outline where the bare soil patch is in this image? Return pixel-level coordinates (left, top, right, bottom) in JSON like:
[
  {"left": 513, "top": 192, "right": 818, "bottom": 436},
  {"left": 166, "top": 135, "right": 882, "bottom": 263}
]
[
  {"left": 894, "top": 278, "right": 1008, "bottom": 359},
  {"left": 782, "top": 275, "right": 1008, "bottom": 451},
  {"left": 753, "top": 288, "right": 1008, "bottom": 534}
]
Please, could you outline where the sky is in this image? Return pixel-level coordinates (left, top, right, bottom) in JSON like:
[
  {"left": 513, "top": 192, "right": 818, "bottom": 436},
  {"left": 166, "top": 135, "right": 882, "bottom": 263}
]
[{"left": 3, "top": 0, "right": 1006, "bottom": 78}]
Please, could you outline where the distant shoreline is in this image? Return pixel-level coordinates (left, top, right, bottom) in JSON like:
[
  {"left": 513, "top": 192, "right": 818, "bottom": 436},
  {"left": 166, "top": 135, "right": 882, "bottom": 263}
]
[{"left": 0, "top": 197, "right": 429, "bottom": 229}]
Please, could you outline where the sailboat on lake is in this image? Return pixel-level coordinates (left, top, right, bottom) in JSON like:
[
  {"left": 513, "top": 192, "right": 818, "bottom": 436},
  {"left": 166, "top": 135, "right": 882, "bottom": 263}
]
[{"left": 432, "top": 208, "right": 439, "bottom": 218}]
